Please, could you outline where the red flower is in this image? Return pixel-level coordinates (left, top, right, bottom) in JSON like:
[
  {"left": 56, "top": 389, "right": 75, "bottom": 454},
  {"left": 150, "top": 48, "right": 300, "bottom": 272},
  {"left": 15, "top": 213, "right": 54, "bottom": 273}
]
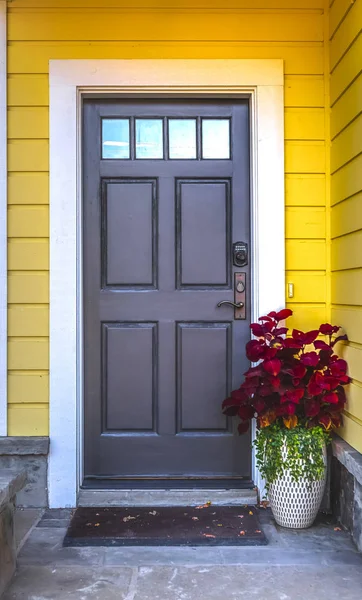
[
  {"left": 281, "top": 388, "right": 304, "bottom": 404},
  {"left": 314, "top": 340, "right": 332, "bottom": 351},
  {"left": 238, "top": 421, "right": 250, "bottom": 434},
  {"left": 293, "top": 329, "right": 319, "bottom": 345},
  {"left": 222, "top": 309, "right": 349, "bottom": 435},
  {"left": 279, "top": 402, "right": 296, "bottom": 415},
  {"left": 245, "top": 339, "right": 265, "bottom": 362},
  {"left": 300, "top": 352, "right": 319, "bottom": 367},
  {"left": 323, "top": 392, "right": 339, "bottom": 404},
  {"left": 250, "top": 323, "right": 266, "bottom": 337},
  {"left": 270, "top": 376, "right": 281, "bottom": 390},
  {"left": 307, "top": 372, "right": 327, "bottom": 396},
  {"left": 320, "top": 323, "right": 340, "bottom": 335},
  {"left": 329, "top": 359, "right": 347, "bottom": 377},
  {"left": 305, "top": 398, "right": 321, "bottom": 417},
  {"left": 238, "top": 405, "right": 255, "bottom": 420},
  {"left": 222, "top": 396, "right": 242, "bottom": 416},
  {"left": 264, "top": 347, "right": 278, "bottom": 360},
  {"left": 263, "top": 359, "right": 282, "bottom": 377},
  {"left": 267, "top": 308, "right": 293, "bottom": 321},
  {"left": 319, "top": 414, "right": 332, "bottom": 430},
  {"left": 274, "top": 327, "right": 288, "bottom": 337},
  {"left": 253, "top": 397, "right": 266, "bottom": 414}
]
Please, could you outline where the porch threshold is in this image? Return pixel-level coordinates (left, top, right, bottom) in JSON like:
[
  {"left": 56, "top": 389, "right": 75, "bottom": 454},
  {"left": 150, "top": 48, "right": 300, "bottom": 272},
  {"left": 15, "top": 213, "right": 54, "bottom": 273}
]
[{"left": 77, "top": 488, "right": 258, "bottom": 507}]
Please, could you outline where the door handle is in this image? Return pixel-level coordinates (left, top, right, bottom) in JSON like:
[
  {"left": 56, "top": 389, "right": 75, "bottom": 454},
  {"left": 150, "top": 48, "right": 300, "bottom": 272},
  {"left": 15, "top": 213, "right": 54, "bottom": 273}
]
[{"left": 217, "top": 300, "right": 244, "bottom": 309}]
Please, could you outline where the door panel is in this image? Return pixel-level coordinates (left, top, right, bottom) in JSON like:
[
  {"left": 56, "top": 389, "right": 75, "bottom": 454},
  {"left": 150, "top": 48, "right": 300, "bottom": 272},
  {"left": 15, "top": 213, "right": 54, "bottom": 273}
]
[
  {"left": 103, "top": 181, "right": 157, "bottom": 288},
  {"left": 83, "top": 99, "right": 251, "bottom": 486},
  {"left": 176, "top": 322, "right": 231, "bottom": 432},
  {"left": 102, "top": 322, "right": 157, "bottom": 432},
  {"left": 176, "top": 180, "right": 231, "bottom": 288}
]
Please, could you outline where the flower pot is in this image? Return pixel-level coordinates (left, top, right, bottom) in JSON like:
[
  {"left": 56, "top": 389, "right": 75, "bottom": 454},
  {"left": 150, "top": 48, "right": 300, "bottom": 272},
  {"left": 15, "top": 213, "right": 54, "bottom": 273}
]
[{"left": 268, "top": 438, "right": 327, "bottom": 529}]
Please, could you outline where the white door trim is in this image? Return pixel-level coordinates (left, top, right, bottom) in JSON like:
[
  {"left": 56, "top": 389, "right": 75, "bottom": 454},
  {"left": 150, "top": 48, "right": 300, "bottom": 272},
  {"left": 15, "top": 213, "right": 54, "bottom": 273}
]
[
  {"left": 0, "top": 1, "right": 7, "bottom": 436},
  {"left": 49, "top": 59, "right": 285, "bottom": 508}
]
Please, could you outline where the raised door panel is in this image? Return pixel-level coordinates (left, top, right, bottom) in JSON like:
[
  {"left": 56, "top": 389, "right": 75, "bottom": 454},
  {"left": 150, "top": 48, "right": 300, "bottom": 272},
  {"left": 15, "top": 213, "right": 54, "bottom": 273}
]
[
  {"left": 102, "top": 322, "right": 158, "bottom": 432},
  {"left": 176, "top": 322, "right": 231, "bottom": 432},
  {"left": 176, "top": 180, "right": 231, "bottom": 289},
  {"left": 102, "top": 180, "right": 157, "bottom": 288}
]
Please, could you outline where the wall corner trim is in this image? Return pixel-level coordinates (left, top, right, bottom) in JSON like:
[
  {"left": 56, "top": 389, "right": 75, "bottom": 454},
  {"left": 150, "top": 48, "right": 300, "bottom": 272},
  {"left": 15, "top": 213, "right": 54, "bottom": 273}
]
[{"left": 0, "top": 0, "right": 7, "bottom": 437}]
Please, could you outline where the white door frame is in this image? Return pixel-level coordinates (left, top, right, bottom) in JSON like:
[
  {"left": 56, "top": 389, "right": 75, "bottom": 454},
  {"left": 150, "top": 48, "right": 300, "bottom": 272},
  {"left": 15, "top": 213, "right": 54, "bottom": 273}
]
[{"left": 49, "top": 59, "right": 285, "bottom": 508}]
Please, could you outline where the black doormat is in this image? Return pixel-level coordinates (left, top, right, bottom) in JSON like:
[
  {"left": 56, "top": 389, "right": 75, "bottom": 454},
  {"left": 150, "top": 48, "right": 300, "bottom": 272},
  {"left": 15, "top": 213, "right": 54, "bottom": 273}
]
[{"left": 63, "top": 505, "right": 267, "bottom": 547}]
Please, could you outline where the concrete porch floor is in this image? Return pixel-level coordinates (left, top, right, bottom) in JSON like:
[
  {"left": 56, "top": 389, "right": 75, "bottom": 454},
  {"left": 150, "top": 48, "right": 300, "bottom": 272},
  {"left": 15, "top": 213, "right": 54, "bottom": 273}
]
[{"left": 3, "top": 507, "right": 362, "bottom": 600}]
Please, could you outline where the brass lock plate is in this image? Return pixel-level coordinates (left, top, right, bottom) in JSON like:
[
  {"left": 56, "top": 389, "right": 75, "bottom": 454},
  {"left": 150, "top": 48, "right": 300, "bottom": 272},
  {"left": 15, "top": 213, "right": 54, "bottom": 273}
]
[{"left": 234, "top": 272, "right": 246, "bottom": 320}]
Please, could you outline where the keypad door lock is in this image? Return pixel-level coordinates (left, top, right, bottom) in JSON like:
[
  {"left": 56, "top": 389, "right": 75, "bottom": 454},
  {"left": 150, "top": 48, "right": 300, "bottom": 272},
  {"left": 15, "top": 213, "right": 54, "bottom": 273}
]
[{"left": 233, "top": 241, "right": 248, "bottom": 267}]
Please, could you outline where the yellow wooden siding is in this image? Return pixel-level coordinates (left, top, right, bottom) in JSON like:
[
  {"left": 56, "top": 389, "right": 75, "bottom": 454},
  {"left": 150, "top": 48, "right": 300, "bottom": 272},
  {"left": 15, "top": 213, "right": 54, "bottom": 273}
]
[
  {"left": 7, "top": 0, "right": 328, "bottom": 435},
  {"left": 330, "top": 0, "right": 362, "bottom": 452}
]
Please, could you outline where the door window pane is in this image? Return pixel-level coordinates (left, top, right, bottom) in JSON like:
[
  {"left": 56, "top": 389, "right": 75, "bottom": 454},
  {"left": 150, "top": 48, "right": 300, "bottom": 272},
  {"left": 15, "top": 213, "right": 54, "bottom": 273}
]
[
  {"left": 202, "top": 119, "right": 230, "bottom": 159},
  {"left": 135, "top": 119, "right": 163, "bottom": 159},
  {"left": 169, "top": 119, "right": 197, "bottom": 159},
  {"left": 102, "top": 119, "right": 130, "bottom": 159}
]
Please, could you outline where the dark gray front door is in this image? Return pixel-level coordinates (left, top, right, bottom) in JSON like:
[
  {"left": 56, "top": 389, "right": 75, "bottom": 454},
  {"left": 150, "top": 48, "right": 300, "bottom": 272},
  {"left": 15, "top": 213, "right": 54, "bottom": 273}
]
[{"left": 83, "top": 99, "right": 251, "bottom": 487}]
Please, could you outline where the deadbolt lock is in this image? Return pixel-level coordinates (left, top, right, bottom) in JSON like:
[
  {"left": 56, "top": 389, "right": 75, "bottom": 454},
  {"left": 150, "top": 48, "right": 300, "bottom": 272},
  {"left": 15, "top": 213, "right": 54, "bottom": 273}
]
[{"left": 233, "top": 241, "right": 248, "bottom": 267}]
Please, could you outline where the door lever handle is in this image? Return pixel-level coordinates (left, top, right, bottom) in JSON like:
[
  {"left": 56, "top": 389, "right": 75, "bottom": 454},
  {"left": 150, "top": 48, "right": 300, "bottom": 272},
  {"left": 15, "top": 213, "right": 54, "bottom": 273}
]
[{"left": 217, "top": 300, "right": 244, "bottom": 309}]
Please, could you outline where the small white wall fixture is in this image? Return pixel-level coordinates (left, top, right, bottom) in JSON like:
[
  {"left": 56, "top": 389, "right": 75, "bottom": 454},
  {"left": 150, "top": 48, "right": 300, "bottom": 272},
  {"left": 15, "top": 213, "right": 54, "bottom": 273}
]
[{"left": 49, "top": 59, "right": 285, "bottom": 507}]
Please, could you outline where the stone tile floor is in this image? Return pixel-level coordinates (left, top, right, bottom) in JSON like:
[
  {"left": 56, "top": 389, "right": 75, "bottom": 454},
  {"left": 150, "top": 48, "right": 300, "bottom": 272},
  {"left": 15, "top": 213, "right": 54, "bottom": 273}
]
[{"left": 3, "top": 507, "right": 362, "bottom": 599}]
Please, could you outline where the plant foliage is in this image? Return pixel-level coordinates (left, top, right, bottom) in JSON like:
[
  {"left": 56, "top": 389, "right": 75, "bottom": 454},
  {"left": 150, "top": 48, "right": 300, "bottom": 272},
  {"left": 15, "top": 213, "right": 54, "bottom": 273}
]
[
  {"left": 254, "top": 423, "right": 329, "bottom": 488},
  {"left": 222, "top": 308, "right": 349, "bottom": 434},
  {"left": 222, "top": 309, "right": 350, "bottom": 485}
]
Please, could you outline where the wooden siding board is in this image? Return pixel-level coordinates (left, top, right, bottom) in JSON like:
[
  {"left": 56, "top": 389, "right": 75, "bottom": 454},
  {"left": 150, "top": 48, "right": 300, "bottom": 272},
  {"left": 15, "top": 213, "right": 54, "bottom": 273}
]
[
  {"left": 330, "top": 33, "right": 362, "bottom": 104},
  {"left": 332, "top": 270, "right": 362, "bottom": 305},
  {"left": 331, "top": 72, "right": 362, "bottom": 138},
  {"left": 331, "top": 192, "right": 362, "bottom": 238},
  {"left": 8, "top": 173, "right": 49, "bottom": 205},
  {"left": 331, "top": 113, "right": 362, "bottom": 173},
  {"left": 284, "top": 75, "right": 325, "bottom": 108},
  {"left": 330, "top": 0, "right": 362, "bottom": 69},
  {"left": 8, "top": 239, "right": 49, "bottom": 271},
  {"left": 7, "top": 404, "right": 48, "bottom": 436},
  {"left": 7, "top": 74, "right": 49, "bottom": 106},
  {"left": 331, "top": 154, "right": 362, "bottom": 205},
  {"left": 8, "top": 272, "right": 49, "bottom": 304},
  {"left": 286, "top": 239, "right": 326, "bottom": 270},
  {"left": 329, "top": 0, "right": 355, "bottom": 38},
  {"left": 8, "top": 338, "right": 49, "bottom": 370},
  {"left": 7, "top": 43, "right": 325, "bottom": 75},
  {"left": 286, "top": 271, "right": 326, "bottom": 303},
  {"left": 332, "top": 305, "right": 362, "bottom": 345},
  {"left": 9, "top": 1, "right": 327, "bottom": 8},
  {"left": 286, "top": 303, "right": 328, "bottom": 331},
  {"left": 8, "top": 305, "right": 49, "bottom": 337},
  {"left": 285, "top": 141, "right": 325, "bottom": 173},
  {"left": 7, "top": 12, "right": 324, "bottom": 42},
  {"left": 331, "top": 230, "right": 362, "bottom": 271},
  {"left": 285, "top": 174, "right": 326, "bottom": 206},
  {"left": 336, "top": 343, "right": 362, "bottom": 384},
  {"left": 8, "top": 206, "right": 49, "bottom": 237},
  {"left": 8, "top": 372, "right": 49, "bottom": 405},
  {"left": 339, "top": 414, "right": 362, "bottom": 454},
  {"left": 8, "top": 140, "right": 49, "bottom": 172},
  {"left": 345, "top": 382, "right": 362, "bottom": 422},
  {"left": 286, "top": 207, "right": 325, "bottom": 239},
  {"left": 285, "top": 108, "right": 325, "bottom": 140},
  {"left": 8, "top": 107, "right": 49, "bottom": 139}
]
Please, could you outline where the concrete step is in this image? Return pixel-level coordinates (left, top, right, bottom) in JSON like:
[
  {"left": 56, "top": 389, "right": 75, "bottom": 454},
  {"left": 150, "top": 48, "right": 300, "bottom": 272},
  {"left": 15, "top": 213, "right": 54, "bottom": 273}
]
[{"left": 77, "top": 488, "right": 258, "bottom": 507}]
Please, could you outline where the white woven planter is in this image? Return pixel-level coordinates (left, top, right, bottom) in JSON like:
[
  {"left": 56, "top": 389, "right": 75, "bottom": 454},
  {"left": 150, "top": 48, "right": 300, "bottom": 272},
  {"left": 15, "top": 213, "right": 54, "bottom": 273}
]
[{"left": 268, "top": 440, "right": 327, "bottom": 529}]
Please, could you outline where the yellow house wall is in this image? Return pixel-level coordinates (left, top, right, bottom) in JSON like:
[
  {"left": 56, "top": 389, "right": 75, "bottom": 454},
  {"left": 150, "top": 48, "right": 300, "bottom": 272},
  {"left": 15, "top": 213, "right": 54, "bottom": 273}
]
[
  {"left": 330, "top": 0, "right": 362, "bottom": 453},
  {"left": 7, "top": 0, "right": 329, "bottom": 435}
]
